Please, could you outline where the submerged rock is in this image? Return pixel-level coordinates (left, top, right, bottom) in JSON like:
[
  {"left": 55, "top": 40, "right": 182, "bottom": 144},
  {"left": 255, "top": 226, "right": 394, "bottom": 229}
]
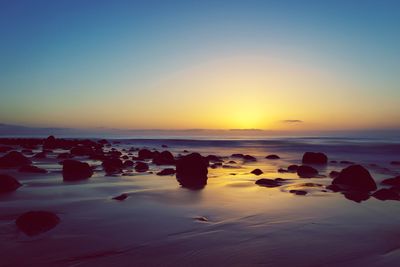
[
  {"left": 289, "top": 190, "right": 307, "bottom": 195},
  {"left": 297, "top": 165, "right": 318, "bottom": 178},
  {"left": 0, "top": 151, "right": 31, "bottom": 168},
  {"left": 0, "top": 174, "right": 21, "bottom": 193},
  {"left": 62, "top": 160, "right": 93, "bottom": 181},
  {"left": 302, "top": 152, "right": 328, "bottom": 165},
  {"left": 157, "top": 168, "right": 176, "bottom": 176},
  {"left": 331, "top": 165, "right": 377, "bottom": 192},
  {"left": 112, "top": 193, "right": 128, "bottom": 201},
  {"left": 15, "top": 211, "right": 60, "bottom": 236},
  {"left": 265, "top": 154, "right": 280, "bottom": 159},
  {"left": 19, "top": 165, "right": 47, "bottom": 174},
  {"left": 251, "top": 169, "right": 263, "bottom": 175},
  {"left": 176, "top": 153, "right": 208, "bottom": 189},
  {"left": 135, "top": 162, "right": 149, "bottom": 172},
  {"left": 372, "top": 189, "right": 400, "bottom": 201},
  {"left": 255, "top": 178, "right": 283, "bottom": 188}
]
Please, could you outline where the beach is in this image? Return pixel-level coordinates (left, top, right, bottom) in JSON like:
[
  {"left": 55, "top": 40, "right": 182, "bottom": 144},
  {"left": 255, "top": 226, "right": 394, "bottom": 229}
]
[{"left": 1, "top": 137, "right": 400, "bottom": 266}]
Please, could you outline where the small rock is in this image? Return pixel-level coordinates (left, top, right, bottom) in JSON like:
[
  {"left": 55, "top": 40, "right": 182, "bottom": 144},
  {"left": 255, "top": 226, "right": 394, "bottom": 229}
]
[
  {"left": 62, "top": 160, "right": 93, "bottom": 181},
  {"left": 255, "top": 178, "right": 282, "bottom": 188},
  {"left": 157, "top": 168, "right": 176, "bottom": 176},
  {"left": 372, "top": 189, "right": 400, "bottom": 201},
  {"left": 297, "top": 165, "right": 318, "bottom": 178},
  {"left": 265, "top": 154, "right": 280, "bottom": 160},
  {"left": 289, "top": 190, "right": 307, "bottom": 195},
  {"left": 0, "top": 174, "right": 21, "bottom": 193},
  {"left": 15, "top": 211, "right": 60, "bottom": 236},
  {"left": 135, "top": 162, "right": 149, "bottom": 172},
  {"left": 251, "top": 168, "right": 263, "bottom": 175},
  {"left": 112, "top": 193, "right": 128, "bottom": 201},
  {"left": 302, "top": 152, "right": 328, "bottom": 164}
]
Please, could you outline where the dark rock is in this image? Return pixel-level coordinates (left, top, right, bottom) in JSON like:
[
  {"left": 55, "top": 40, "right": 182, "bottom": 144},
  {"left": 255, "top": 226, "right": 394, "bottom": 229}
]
[
  {"left": 228, "top": 160, "right": 237, "bottom": 164},
  {"left": 231, "top": 153, "right": 244, "bottom": 158},
  {"left": 0, "top": 146, "right": 13, "bottom": 153},
  {"left": 98, "top": 139, "right": 109, "bottom": 145},
  {"left": 343, "top": 191, "right": 370, "bottom": 203},
  {"left": 157, "top": 168, "right": 176, "bottom": 176},
  {"left": 102, "top": 158, "right": 123, "bottom": 174},
  {"left": 19, "top": 165, "right": 47, "bottom": 173},
  {"left": 153, "top": 151, "right": 175, "bottom": 165},
  {"left": 112, "top": 193, "right": 128, "bottom": 201},
  {"left": 278, "top": 168, "right": 288, "bottom": 173},
  {"left": 121, "top": 155, "right": 129, "bottom": 160},
  {"left": 123, "top": 160, "right": 134, "bottom": 168},
  {"left": 251, "top": 168, "right": 263, "bottom": 175},
  {"left": 340, "top": 160, "right": 355, "bottom": 164},
  {"left": 161, "top": 144, "right": 168, "bottom": 148},
  {"left": 381, "top": 176, "right": 400, "bottom": 186},
  {"left": 15, "top": 211, "right": 60, "bottom": 236},
  {"left": 62, "top": 160, "right": 93, "bottom": 181},
  {"left": 372, "top": 188, "right": 400, "bottom": 201},
  {"left": 391, "top": 161, "right": 400, "bottom": 165},
  {"left": 243, "top": 155, "right": 256, "bottom": 162},
  {"left": 331, "top": 165, "right": 377, "bottom": 192},
  {"left": 287, "top": 165, "right": 299, "bottom": 172},
  {"left": 135, "top": 162, "right": 149, "bottom": 172},
  {"left": 138, "top": 149, "right": 155, "bottom": 159},
  {"left": 302, "top": 152, "right": 328, "bottom": 164},
  {"left": 329, "top": 171, "right": 341, "bottom": 178},
  {"left": 0, "top": 174, "right": 21, "bottom": 193},
  {"left": 330, "top": 160, "right": 338, "bottom": 163},
  {"left": 43, "top": 135, "right": 57, "bottom": 149},
  {"left": 289, "top": 190, "right": 307, "bottom": 195},
  {"left": 255, "top": 178, "right": 282, "bottom": 188},
  {"left": 265, "top": 154, "right": 280, "bottom": 159},
  {"left": 176, "top": 153, "right": 208, "bottom": 189},
  {"left": 297, "top": 165, "right": 318, "bottom": 178},
  {"left": 0, "top": 151, "right": 31, "bottom": 168}
]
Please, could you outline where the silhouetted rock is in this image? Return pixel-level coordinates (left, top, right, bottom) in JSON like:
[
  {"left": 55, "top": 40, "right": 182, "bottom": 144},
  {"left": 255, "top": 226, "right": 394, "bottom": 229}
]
[
  {"left": 265, "top": 154, "right": 280, "bottom": 159},
  {"left": 244, "top": 155, "right": 256, "bottom": 162},
  {"left": 287, "top": 165, "right": 299, "bottom": 172},
  {"left": 297, "top": 165, "right": 318, "bottom": 178},
  {"left": 331, "top": 165, "right": 377, "bottom": 192},
  {"left": 251, "top": 168, "right": 263, "bottom": 175},
  {"left": 391, "top": 161, "right": 400, "bottom": 165},
  {"left": 231, "top": 153, "right": 244, "bottom": 158},
  {"left": 135, "top": 162, "right": 149, "bottom": 172},
  {"left": 43, "top": 135, "right": 57, "bottom": 149},
  {"left": 102, "top": 158, "right": 123, "bottom": 174},
  {"left": 123, "top": 160, "right": 134, "bottom": 168},
  {"left": 157, "top": 168, "right": 176, "bottom": 176},
  {"left": 138, "top": 149, "right": 155, "bottom": 159},
  {"left": 62, "top": 160, "right": 93, "bottom": 181},
  {"left": 153, "top": 151, "right": 175, "bottom": 165},
  {"left": 112, "top": 193, "right": 128, "bottom": 201},
  {"left": 176, "top": 153, "right": 208, "bottom": 189},
  {"left": 0, "top": 146, "right": 13, "bottom": 153},
  {"left": 343, "top": 191, "right": 370, "bottom": 203},
  {"left": 302, "top": 152, "right": 328, "bottom": 164},
  {"left": 289, "top": 190, "right": 307, "bottom": 195},
  {"left": 15, "top": 211, "right": 60, "bottom": 236},
  {"left": 329, "top": 171, "right": 340, "bottom": 178},
  {"left": 381, "top": 176, "right": 400, "bottom": 186},
  {"left": 19, "top": 165, "right": 47, "bottom": 173},
  {"left": 340, "top": 160, "right": 354, "bottom": 164},
  {"left": 372, "top": 188, "right": 400, "bottom": 201},
  {"left": 0, "top": 174, "right": 21, "bottom": 193},
  {"left": 0, "top": 151, "right": 31, "bottom": 168},
  {"left": 255, "top": 178, "right": 282, "bottom": 187},
  {"left": 278, "top": 168, "right": 288, "bottom": 173}
]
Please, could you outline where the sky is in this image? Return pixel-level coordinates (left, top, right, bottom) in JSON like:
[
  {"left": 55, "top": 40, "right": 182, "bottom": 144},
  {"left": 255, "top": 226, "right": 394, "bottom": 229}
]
[{"left": 0, "top": 0, "right": 399, "bottom": 133}]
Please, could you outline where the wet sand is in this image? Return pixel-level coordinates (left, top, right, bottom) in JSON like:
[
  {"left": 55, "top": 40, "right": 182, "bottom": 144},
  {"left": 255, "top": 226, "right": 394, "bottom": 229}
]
[{"left": 1, "top": 137, "right": 400, "bottom": 266}]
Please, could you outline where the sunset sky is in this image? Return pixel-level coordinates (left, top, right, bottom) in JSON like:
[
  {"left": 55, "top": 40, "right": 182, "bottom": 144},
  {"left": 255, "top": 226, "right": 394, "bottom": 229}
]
[{"left": 1, "top": 0, "right": 399, "bottom": 132}]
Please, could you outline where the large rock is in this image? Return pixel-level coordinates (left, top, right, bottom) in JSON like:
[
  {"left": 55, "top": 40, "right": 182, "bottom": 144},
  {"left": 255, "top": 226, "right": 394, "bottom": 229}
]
[
  {"left": 302, "top": 152, "right": 328, "bottom": 164},
  {"left": 372, "top": 189, "right": 400, "bottom": 201},
  {"left": 0, "top": 151, "right": 31, "bottom": 168},
  {"left": 62, "top": 160, "right": 93, "bottom": 181},
  {"left": 15, "top": 211, "right": 60, "bottom": 236},
  {"left": 176, "top": 153, "right": 208, "bottom": 189},
  {"left": 153, "top": 151, "right": 175, "bottom": 165},
  {"left": 381, "top": 176, "right": 400, "bottom": 186},
  {"left": 297, "top": 165, "right": 318, "bottom": 178},
  {"left": 331, "top": 165, "right": 377, "bottom": 192},
  {"left": 0, "top": 174, "right": 21, "bottom": 193}
]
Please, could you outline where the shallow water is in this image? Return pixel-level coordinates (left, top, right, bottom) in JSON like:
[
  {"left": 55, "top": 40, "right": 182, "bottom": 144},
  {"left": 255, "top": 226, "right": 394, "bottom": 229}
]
[{"left": 0, "top": 138, "right": 400, "bottom": 266}]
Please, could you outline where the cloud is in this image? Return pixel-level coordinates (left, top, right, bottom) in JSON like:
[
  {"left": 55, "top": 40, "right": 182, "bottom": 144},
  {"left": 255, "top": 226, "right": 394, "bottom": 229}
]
[{"left": 281, "top": 120, "right": 303, "bottom": 123}]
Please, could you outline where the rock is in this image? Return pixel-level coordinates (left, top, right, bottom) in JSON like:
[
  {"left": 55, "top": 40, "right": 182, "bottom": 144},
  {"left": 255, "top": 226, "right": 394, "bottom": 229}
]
[
  {"left": 302, "top": 152, "right": 328, "bottom": 164},
  {"left": 161, "top": 144, "right": 168, "bottom": 148},
  {"left": 381, "top": 176, "right": 400, "bottom": 186},
  {"left": 278, "top": 168, "right": 288, "bottom": 173},
  {"left": 330, "top": 160, "right": 338, "bottom": 163},
  {"left": 43, "top": 135, "right": 57, "bottom": 149},
  {"left": 15, "top": 211, "right": 60, "bottom": 236},
  {"left": 112, "top": 193, "right": 128, "bottom": 201},
  {"left": 123, "top": 160, "right": 134, "bottom": 168},
  {"left": 297, "top": 165, "right": 318, "bottom": 178},
  {"left": 228, "top": 160, "right": 236, "bottom": 164},
  {"left": 157, "top": 168, "right": 176, "bottom": 176},
  {"left": 265, "top": 154, "right": 280, "bottom": 159},
  {"left": 176, "top": 153, "right": 208, "bottom": 189},
  {"left": 138, "top": 149, "right": 155, "bottom": 159},
  {"left": 135, "top": 162, "right": 149, "bottom": 172},
  {"left": 231, "top": 153, "right": 244, "bottom": 158},
  {"left": 0, "top": 174, "right": 22, "bottom": 193},
  {"left": 19, "top": 165, "right": 47, "bottom": 173},
  {"left": 243, "top": 155, "right": 256, "bottom": 162},
  {"left": 340, "top": 160, "right": 354, "bottom": 164},
  {"left": 153, "top": 151, "right": 175, "bottom": 165},
  {"left": 287, "top": 165, "right": 299, "bottom": 172},
  {"left": 390, "top": 161, "right": 400, "bottom": 165},
  {"left": 251, "top": 169, "right": 263, "bottom": 175},
  {"left": 343, "top": 191, "right": 370, "bottom": 203},
  {"left": 62, "top": 160, "right": 93, "bottom": 181},
  {"left": 0, "top": 146, "right": 13, "bottom": 153},
  {"left": 255, "top": 178, "right": 282, "bottom": 188},
  {"left": 0, "top": 151, "right": 32, "bottom": 168},
  {"left": 102, "top": 158, "right": 123, "bottom": 174},
  {"left": 331, "top": 165, "right": 377, "bottom": 192},
  {"left": 329, "top": 171, "right": 341, "bottom": 178},
  {"left": 372, "top": 188, "right": 400, "bottom": 201},
  {"left": 289, "top": 190, "right": 307, "bottom": 195}
]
